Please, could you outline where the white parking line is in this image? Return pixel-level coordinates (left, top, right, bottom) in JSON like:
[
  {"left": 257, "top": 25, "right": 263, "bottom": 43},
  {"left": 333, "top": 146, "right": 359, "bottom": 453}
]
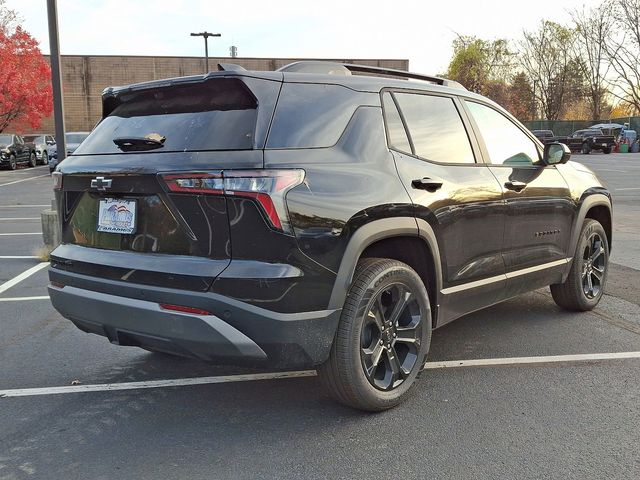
[
  {"left": 616, "top": 187, "right": 640, "bottom": 191},
  {"left": 0, "top": 295, "right": 49, "bottom": 302},
  {"left": 0, "top": 370, "right": 318, "bottom": 398},
  {"left": 0, "top": 255, "right": 38, "bottom": 259},
  {"left": 1, "top": 351, "right": 639, "bottom": 399},
  {"left": 422, "top": 351, "right": 640, "bottom": 369},
  {"left": 0, "top": 174, "right": 50, "bottom": 187},
  {"left": 0, "top": 262, "right": 48, "bottom": 295},
  {"left": 0, "top": 232, "right": 41, "bottom": 236}
]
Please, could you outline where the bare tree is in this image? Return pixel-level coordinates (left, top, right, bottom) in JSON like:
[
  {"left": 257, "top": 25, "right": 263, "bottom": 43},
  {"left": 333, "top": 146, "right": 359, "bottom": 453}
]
[
  {"left": 519, "top": 21, "right": 577, "bottom": 120},
  {"left": 571, "top": 4, "right": 613, "bottom": 120},
  {"left": 0, "top": 0, "right": 19, "bottom": 33},
  {"left": 603, "top": 0, "right": 640, "bottom": 113}
]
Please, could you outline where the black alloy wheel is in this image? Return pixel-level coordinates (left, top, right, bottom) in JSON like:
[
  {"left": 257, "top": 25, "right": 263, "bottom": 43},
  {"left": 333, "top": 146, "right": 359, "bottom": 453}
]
[
  {"left": 320, "top": 258, "right": 431, "bottom": 411},
  {"left": 9, "top": 154, "right": 17, "bottom": 170},
  {"left": 360, "top": 283, "right": 423, "bottom": 391},
  {"left": 551, "top": 219, "right": 608, "bottom": 311},
  {"left": 581, "top": 232, "right": 606, "bottom": 299}
]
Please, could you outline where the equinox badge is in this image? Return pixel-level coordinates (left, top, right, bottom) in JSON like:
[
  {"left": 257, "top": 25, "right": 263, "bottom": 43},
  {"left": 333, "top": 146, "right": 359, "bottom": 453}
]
[{"left": 91, "top": 176, "right": 112, "bottom": 191}]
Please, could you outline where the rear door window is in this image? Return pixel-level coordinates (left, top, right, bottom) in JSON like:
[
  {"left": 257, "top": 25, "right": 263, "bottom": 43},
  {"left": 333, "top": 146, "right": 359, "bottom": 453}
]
[
  {"left": 74, "top": 78, "right": 258, "bottom": 154},
  {"left": 394, "top": 92, "right": 475, "bottom": 164}
]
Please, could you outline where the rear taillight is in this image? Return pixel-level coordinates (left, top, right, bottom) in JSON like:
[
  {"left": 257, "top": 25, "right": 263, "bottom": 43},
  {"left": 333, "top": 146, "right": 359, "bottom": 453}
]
[
  {"left": 52, "top": 171, "right": 63, "bottom": 190},
  {"left": 162, "top": 169, "right": 304, "bottom": 234}
]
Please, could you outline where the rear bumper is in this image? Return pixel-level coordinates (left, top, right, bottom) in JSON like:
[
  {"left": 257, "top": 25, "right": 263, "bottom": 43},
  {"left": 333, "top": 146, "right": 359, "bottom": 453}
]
[{"left": 48, "top": 268, "right": 341, "bottom": 368}]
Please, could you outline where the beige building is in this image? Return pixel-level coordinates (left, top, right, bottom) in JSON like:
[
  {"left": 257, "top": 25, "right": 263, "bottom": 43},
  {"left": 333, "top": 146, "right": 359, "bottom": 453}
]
[{"left": 29, "top": 55, "right": 409, "bottom": 134}]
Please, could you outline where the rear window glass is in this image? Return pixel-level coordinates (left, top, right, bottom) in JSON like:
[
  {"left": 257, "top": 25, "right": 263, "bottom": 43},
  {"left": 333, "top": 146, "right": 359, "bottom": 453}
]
[
  {"left": 267, "top": 83, "right": 375, "bottom": 149},
  {"left": 74, "top": 78, "right": 258, "bottom": 154}
]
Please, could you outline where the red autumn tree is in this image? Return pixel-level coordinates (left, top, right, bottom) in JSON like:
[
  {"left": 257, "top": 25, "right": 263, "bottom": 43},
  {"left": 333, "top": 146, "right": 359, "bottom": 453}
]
[{"left": 0, "top": 26, "right": 53, "bottom": 133}]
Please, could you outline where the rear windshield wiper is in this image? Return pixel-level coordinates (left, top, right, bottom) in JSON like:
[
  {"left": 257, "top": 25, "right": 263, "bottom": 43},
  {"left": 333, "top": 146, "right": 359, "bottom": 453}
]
[{"left": 113, "top": 134, "right": 165, "bottom": 151}]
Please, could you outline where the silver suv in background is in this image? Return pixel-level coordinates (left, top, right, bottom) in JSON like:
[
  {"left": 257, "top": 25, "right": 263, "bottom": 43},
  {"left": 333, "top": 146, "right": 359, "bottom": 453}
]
[{"left": 49, "top": 132, "right": 90, "bottom": 173}]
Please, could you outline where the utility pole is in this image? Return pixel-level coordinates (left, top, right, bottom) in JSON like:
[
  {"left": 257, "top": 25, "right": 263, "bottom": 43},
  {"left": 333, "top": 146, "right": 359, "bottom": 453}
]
[
  {"left": 46, "top": 0, "right": 66, "bottom": 161},
  {"left": 190, "top": 31, "right": 221, "bottom": 73}
]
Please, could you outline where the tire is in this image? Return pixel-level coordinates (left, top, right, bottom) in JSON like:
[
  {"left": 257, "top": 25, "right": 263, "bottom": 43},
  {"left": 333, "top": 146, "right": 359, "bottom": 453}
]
[
  {"left": 603, "top": 147, "right": 611, "bottom": 154},
  {"left": 319, "top": 258, "right": 432, "bottom": 411},
  {"left": 28, "top": 152, "right": 36, "bottom": 167},
  {"left": 40, "top": 151, "right": 47, "bottom": 165},
  {"left": 550, "top": 219, "right": 608, "bottom": 311},
  {"left": 581, "top": 143, "right": 591, "bottom": 154},
  {"left": 8, "top": 154, "right": 17, "bottom": 170}
]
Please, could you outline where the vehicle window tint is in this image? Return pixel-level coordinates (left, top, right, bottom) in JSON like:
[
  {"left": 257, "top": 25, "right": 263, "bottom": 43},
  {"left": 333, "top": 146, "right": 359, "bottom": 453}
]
[
  {"left": 465, "top": 101, "right": 540, "bottom": 166},
  {"left": 394, "top": 93, "right": 474, "bottom": 164},
  {"left": 267, "top": 83, "right": 375, "bottom": 149},
  {"left": 74, "top": 78, "right": 258, "bottom": 154},
  {"left": 382, "top": 92, "right": 411, "bottom": 153}
]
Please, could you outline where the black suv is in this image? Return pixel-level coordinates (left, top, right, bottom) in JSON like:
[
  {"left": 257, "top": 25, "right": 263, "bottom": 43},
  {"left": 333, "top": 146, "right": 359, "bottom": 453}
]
[{"left": 49, "top": 62, "right": 612, "bottom": 411}]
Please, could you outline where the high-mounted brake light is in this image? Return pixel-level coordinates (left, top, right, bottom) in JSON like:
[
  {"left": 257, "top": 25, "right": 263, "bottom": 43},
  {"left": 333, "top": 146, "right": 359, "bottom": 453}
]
[
  {"left": 162, "top": 169, "right": 305, "bottom": 234},
  {"left": 52, "top": 171, "right": 63, "bottom": 190}
]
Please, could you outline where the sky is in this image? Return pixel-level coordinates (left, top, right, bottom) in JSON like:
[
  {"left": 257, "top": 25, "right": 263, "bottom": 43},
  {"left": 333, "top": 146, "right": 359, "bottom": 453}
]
[{"left": 7, "top": 0, "right": 603, "bottom": 75}]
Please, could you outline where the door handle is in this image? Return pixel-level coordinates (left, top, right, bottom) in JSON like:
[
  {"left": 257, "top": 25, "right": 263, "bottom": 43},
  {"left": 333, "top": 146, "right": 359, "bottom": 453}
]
[
  {"left": 412, "top": 177, "right": 443, "bottom": 192},
  {"left": 504, "top": 180, "right": 527, "bottom": 192}
]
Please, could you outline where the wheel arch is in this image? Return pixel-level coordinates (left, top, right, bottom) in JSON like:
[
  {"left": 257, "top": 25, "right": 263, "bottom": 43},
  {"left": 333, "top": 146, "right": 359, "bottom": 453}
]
[
  {"left": 585, "top": 204, "right": 612, "bottom": 251},
  {"left": 328, "top": 217, "right": 443, "bottom": 327}
]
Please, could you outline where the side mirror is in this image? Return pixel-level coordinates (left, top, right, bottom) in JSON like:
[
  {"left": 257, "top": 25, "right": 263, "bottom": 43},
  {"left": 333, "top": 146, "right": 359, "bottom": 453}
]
[
  {"left": 47, "top": 140, "right": 55, "bottom": 145},
  {"left": 544, "top": 142, "right": 570, "bottom": 165}
]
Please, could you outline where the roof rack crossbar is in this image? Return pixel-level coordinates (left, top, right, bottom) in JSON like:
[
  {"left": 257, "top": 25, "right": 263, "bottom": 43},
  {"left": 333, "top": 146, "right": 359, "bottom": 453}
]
[{"left": 342, "top": 64, "right": 465, "bottom": 90}]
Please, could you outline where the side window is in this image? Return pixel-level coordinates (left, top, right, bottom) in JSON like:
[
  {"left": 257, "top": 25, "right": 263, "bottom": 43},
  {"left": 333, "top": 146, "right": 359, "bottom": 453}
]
[
  {"left": 465, "top": 101, "right": 540, "bottom": 166},
  {"left": 267, "top": 83, "right": 375, "bottom": 149},
  {"left": 394, "top": 92, "right": 475, "bottom": 164},
  {"left": 381, "top": 92, "right": 411, "bottom": 154}
]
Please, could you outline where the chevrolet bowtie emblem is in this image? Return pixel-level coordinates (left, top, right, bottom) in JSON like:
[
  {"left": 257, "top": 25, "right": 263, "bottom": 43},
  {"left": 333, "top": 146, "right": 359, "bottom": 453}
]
[{"left": 90, "top": 176, "right": 112, "bottom": 191}]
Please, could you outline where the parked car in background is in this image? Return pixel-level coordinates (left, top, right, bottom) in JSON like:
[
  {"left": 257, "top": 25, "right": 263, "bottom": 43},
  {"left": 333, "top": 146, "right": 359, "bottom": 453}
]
[
  {"left": 49, "top": 132, "right": 90, "bottom": 173},
  {"left": 48, "top": 61, "right": 613, "bottom": 411},
  {"left": 531, "top": 129, "right": 554, "bottom": 142},
  {"left": 23, "top": 134, "right": 56, "bottom": 165},
  {"left": 567, "top": 129, "right": 614, "bottom": 154},
  {"left": 531, "top": 129, "right": 570, "bottom": 145},
  {"left": 0, "top": 133, "right": 38, "bottom": 169}
]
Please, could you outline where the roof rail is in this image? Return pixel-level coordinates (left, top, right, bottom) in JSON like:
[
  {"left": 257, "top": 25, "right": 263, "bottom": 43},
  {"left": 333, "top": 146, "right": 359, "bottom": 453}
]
[
  {"left": 342, "top": 64, "right": 466, "bottom": 90},
  {"left": 277, "top": 61, "right": 351, "bottom": 75},
  {"left": 217, "top": 63, "right": 247, "bottom": 72}
]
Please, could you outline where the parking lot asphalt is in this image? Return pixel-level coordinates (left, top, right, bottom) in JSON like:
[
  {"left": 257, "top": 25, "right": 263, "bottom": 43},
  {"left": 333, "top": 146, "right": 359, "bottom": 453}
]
[{"left": 1, "top": 155, "right": 639, "bottom": 480}]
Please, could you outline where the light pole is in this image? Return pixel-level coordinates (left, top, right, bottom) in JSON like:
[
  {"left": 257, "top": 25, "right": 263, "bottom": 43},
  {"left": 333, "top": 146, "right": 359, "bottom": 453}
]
[
  {"left": 190, "top": 31, "right": 221, "bottom": 73},
  {"left": 46, "top": 0, "right": 66, "bottom": 161}
]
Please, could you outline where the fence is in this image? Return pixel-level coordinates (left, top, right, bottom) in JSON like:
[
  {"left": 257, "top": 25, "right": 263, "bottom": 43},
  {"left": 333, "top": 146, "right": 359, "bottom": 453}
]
[{"left": 524, "top": 117, "right": 640, "bottom": 136}]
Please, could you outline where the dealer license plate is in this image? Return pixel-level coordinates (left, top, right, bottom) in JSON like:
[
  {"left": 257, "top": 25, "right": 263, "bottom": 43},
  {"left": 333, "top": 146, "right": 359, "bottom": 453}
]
[{"left": 97, "top": 198, "right": 137, "bottom": 234}]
